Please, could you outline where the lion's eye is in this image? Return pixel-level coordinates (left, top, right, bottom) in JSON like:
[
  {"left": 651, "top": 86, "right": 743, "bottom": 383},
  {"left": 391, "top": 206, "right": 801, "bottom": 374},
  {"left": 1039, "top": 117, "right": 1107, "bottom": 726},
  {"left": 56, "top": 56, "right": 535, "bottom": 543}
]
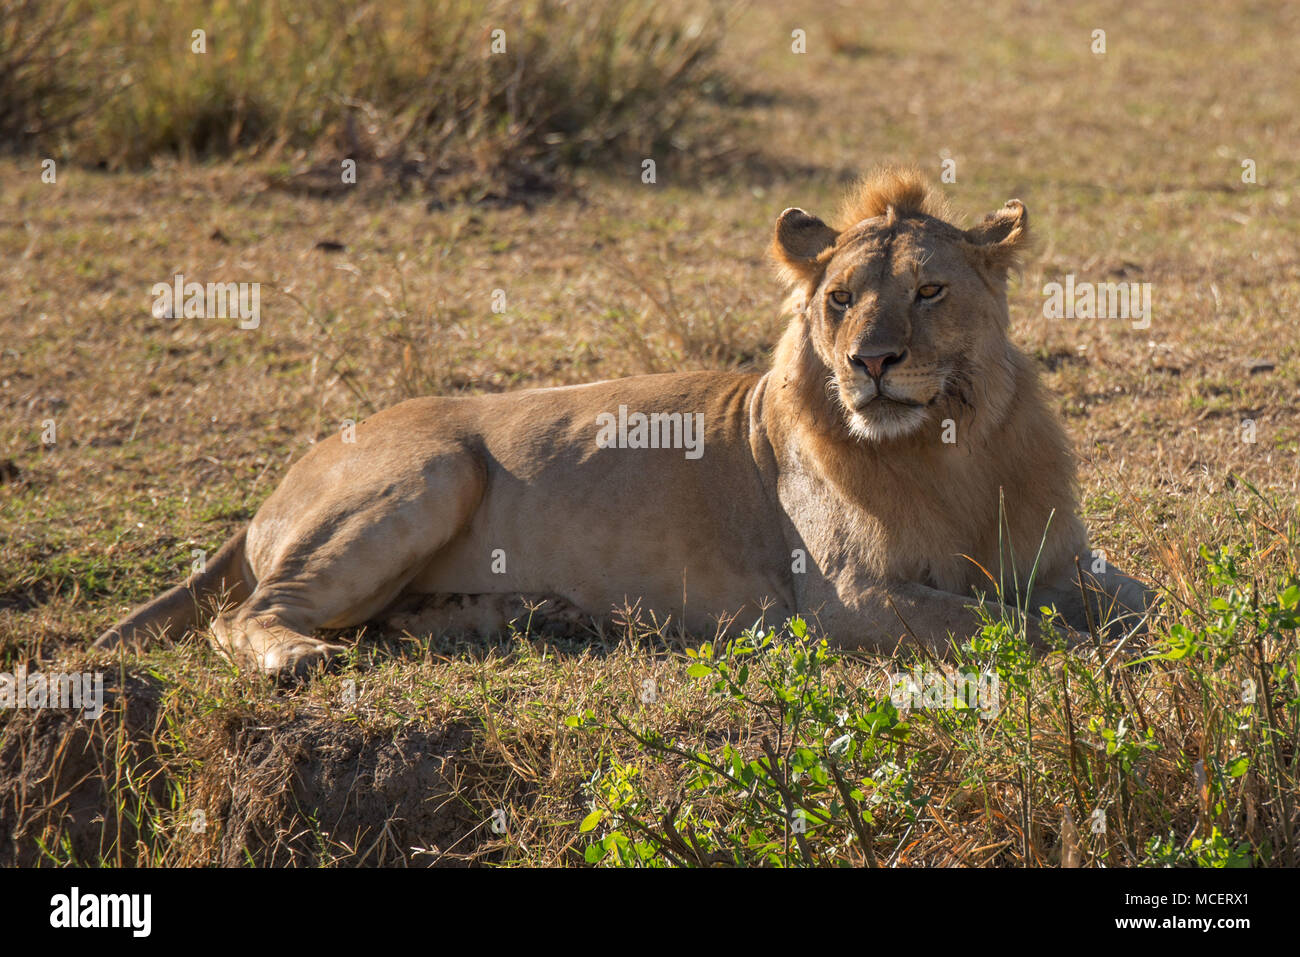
[
  {"left": 828, "top": 289, "right": 853, "bottom": 308},
  {"left": 916, "top": 283, "right": 945, "bottom": 301}
]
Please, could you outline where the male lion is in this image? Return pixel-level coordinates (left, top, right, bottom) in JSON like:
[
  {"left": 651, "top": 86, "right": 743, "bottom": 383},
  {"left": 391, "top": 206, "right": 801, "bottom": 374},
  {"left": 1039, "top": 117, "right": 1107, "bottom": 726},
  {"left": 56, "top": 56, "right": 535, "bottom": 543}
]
[{"left": 98, "top": 168, "right": 1150, "bottom": 676}]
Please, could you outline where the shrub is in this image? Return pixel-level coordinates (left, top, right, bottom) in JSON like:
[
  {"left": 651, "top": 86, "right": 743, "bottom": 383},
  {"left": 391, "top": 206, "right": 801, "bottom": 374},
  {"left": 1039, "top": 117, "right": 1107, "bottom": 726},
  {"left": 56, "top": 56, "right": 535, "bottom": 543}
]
[
  {"left": 569, "top": 503, "right": 1300, "bottom": 866},
  {"left": 2, "top": 0, "right": 729, "bottom": 196}
]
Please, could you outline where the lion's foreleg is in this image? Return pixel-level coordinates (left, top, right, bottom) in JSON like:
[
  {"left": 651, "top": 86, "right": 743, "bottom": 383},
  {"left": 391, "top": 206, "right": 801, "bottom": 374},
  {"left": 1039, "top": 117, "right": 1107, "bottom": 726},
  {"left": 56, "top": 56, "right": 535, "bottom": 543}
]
[{"left": 811, "top": 581, "right": 1083, "bottom": 656}]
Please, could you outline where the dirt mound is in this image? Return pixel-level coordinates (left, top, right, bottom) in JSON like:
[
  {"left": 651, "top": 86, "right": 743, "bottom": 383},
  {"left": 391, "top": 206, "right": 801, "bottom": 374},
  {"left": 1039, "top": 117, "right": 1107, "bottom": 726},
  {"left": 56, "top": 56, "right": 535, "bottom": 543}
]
[
  {"left": 0, "top": 673, "right": 164, "bottom": 866},
  {"left": 208, "top": 715, "right": 481, "bottom": 866},
  {"left": 0, "top": 673, "right": 491, "bottom": 866}
]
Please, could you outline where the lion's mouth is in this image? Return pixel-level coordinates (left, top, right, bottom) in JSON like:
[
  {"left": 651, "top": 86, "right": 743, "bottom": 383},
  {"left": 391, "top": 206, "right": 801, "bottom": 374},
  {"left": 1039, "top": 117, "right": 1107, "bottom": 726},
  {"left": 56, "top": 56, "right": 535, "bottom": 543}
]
[{"left": 855, "top": 393, "right": 925, "bottom": 411}]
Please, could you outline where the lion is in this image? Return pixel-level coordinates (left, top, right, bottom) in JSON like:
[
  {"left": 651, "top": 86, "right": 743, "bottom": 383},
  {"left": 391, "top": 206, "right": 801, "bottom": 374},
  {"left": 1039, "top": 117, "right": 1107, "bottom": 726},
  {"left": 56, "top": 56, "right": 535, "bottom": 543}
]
[{"left": 97, "top": 167, "right": 1150, "bottom": 676}]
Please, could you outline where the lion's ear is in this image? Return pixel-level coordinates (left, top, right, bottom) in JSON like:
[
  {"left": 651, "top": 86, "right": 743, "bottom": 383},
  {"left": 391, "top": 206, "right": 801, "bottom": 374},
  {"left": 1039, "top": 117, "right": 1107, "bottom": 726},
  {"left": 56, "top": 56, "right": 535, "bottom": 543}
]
[
  {"left": 771, "top": 207, "right": 838, "bottom": 286},
  {"left": 963, "top": 199, "right": 1029, "bottom": 274}
]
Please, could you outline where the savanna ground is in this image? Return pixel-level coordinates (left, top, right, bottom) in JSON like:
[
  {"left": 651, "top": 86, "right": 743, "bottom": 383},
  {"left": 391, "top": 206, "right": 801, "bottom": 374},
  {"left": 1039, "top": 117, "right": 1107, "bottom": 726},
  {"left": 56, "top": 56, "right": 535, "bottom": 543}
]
[{"left": 1, "top": 0, "right": 1298, "bottom": 866}]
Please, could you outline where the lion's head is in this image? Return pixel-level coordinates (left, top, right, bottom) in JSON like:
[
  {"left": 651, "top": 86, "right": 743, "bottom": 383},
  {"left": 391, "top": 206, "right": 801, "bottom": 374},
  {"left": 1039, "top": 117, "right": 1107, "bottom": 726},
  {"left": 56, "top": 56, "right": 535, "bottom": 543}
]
[{"left": 771, "top": 168, "right": 1028, "bottom": 444}]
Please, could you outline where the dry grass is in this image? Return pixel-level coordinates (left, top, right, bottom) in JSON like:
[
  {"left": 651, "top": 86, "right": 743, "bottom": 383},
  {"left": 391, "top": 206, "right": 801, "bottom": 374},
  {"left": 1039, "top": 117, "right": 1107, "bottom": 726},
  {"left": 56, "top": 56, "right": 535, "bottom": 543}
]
[
  {"left": 2, "top": 0, "right": 732, "bottom": 201},
  {"left": 1, "top": 0, "right": 1298, "bottom": 866}
]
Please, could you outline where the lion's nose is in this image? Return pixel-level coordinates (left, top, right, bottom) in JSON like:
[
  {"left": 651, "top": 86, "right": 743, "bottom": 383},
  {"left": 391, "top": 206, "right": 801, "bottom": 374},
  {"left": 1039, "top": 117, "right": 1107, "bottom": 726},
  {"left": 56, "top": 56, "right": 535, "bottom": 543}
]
[{"left": 850, "top": 350, "right": 905, "bottom": 381}]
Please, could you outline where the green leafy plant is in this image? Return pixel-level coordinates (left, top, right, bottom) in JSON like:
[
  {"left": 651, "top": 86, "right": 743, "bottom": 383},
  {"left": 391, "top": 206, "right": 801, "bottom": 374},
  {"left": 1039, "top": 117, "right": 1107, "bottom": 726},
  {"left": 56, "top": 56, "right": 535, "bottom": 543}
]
[{"left": 571, "top": 619, "right": 928, "bottom": 867}]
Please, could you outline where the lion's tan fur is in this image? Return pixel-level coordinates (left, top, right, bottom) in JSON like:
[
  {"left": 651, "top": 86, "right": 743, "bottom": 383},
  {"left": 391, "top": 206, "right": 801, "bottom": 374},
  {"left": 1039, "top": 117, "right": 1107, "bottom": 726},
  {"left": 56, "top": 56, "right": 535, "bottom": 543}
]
[
  {"left": 99, "top": 169, "right": 1148, "bottom": 675},
  {"left": 833, "top": 165, "right": 955, "bottom": 227}
]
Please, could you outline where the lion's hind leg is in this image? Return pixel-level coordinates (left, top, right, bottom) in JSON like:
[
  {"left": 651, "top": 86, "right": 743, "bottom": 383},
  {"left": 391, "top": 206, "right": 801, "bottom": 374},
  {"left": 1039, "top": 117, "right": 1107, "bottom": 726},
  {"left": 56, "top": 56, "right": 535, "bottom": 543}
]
[
  {"left": 211, "top": 612, "right": 347, "bottom": 679},
  {"left": 210, "top": 450, "right": 487, "bottom": 679}
]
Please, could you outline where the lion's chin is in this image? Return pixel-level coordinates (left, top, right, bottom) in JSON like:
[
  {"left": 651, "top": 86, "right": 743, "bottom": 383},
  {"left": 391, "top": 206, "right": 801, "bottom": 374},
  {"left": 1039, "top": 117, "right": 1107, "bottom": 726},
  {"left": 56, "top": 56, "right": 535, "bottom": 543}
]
[{"left": 846, "top": 401, "right": 930, "bottom": 443}]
